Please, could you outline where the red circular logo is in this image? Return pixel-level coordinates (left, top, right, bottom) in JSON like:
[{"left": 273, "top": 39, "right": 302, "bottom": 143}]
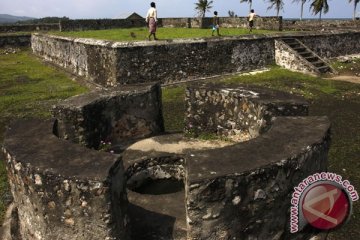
[{"left": 302, "top": 183, "right": 350, "bottom": 230}]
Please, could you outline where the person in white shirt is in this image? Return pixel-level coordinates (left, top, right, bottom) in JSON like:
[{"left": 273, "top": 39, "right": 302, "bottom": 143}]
[
  {"left": 146, "top": 2, "right": 158, "bottom": 40},
  {"left": 248, "top": 9, "right": 256, "bottom": 33}
]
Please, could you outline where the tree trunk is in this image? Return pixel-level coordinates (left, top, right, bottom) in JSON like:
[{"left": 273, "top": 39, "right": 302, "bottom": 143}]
[
  {"left": 300, "top": 2, "right": 304, "bottom": 21},
  {"left": 319, "top": 11, "right": 322, "bottom": 21},
  {"left": 249, "top": 1, "right": 252, "bottom": 12},
  {"left": 354, "top": 1, "right": 356, "bottom": 20}
]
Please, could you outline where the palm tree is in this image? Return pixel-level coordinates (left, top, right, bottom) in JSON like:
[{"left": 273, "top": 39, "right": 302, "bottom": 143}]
[
  {"left": 240, "top": 0, "right": 253, "bottom": 12},
  {"left": 349, "top": 0, "right": 360, "bottom": 20},
  {"left": 310, "top": 0, "right": 329, "bottom": 20},
  {"left": 267, "top": 0, "right": 284, "bottom": 17},
  {"left": 293, "top": 0, "right": 307, "bottom": 20},
  {"left": 195, "top": 0, "right": 214, "bottom": 17},
  {"left": 228, "top": 10, "right": 236, "bottom": 17}
]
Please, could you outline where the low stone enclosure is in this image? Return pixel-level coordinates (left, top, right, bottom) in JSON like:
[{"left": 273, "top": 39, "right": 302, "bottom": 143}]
[
  {"left": 2, "top": 81, "right": 331, "bottom": 239},
  {"left": 282, "top": 19, "right": 360, "bottom": 31},
  {"left": 0, "top": 34, "right": 31, "bottom": 48},
  {"left": 0, "top": 17, "right": 282, "bottom": 33},
  {"left": 31, "top": 30, "right": 360, "bottom": 87},
  {"left": 1, "top": 17, "right": 359, "bottom": 33}
]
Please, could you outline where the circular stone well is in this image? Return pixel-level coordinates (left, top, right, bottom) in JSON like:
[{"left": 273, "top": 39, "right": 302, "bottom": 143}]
[
  {"left": 121, "top": 83, "right": 330, "bottom": 240},
  {"left": 2, "top": 83, "right": 331, "bottom": 240}
]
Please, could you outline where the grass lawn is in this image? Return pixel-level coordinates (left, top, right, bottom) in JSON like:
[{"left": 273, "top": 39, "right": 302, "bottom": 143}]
[
  {"left": 50, "top": 27, "right": 280, "bottom": 42},
  {"left": 0, "top": 48, "right": 88, "bottom": 222},
  {"left": 0, "top": 47, "right": 360, "bottom": 239},
  {"left": 331, "top": 58, "right": 360, "bottom": 76}
]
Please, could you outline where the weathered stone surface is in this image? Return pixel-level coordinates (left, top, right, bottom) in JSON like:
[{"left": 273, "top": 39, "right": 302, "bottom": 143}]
[
  {"left": 275, "top": 39, "right": 320, "bottom": 75},
  {"left": 2, "top": 79, "right": 331, "bottom": 240},
  {"left": 58, "top": 17, "right": 282, "bottom": 32},
  {"left": 31, "top": 34, "right": 116, "bottom": 85},
  {"left": 185, "top": 83, "right": 308, "bottom": 138},
  {"left": 298, "top": 31, "right": 360, "bottom": 59},
  {"left": 205, "top": 16, "right": 282, "bottom": 30},
  {"left": 52, "top": 83, "right": 164, "bottom": 149},
  {"left": 121, "top": 116, "right": 330, "bottom": 240},
  {"left": 185, "top": 116, "right": 330, "bottom": 240},
  {"left": 124, "top": 154, "right": 186, "bottom": 240},
  {"left": 32, "top": 31, "right": 360, "bottom": 87},
  {"left": 0, "top": 24, "right": 59, "bottom": 33},
  {"left": 283, "top": 19, "right": 360, "bottom": 31},
  {"left": 59, "top": 19, "right": 145, "bottom": 32},
  {"left": 31, "top": 33, "right": 275, "bottom": 86},
  {"left": 1, "top": 119, "right": 129, "bottom": 240},
  {"left": 0, "top": 34, "right": 31, "bottom": 47}
]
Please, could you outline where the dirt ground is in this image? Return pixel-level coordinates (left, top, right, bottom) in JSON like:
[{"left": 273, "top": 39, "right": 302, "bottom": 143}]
[{"left": 325, "top": 75, "right": 360, "bottom": 84}]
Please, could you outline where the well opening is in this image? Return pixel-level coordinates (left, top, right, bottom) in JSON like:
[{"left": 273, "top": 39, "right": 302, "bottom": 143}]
[
  {"left": 130, "top": 178, "right": 184, "bottom": 195},
  {"left": 126, "top": 156, "right": 185, "bottom": 195},
  {"left": 124, "top": 156, "right": 187, "bottom": 239},
  {"left": 126, "top": 165, "right": 185, "bottom": 196}
]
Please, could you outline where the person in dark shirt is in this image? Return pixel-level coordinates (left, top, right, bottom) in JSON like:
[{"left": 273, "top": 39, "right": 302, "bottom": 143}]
[{"left": 212, "top": 11, "right": 221, "bottom": 36}]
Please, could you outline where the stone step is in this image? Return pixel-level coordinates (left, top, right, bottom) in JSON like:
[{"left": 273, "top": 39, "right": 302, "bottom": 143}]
[
  {"left": 317, "top": 66, "right": 330, "bottom": 73},
  {"left": 293, "top": 47, "right": 307, "bottom": 52},
  {"left": 289, "top": 44, "right": 301, "bottom": 49},
  {"left": 304, "top": 56, "right": 318, "bottom": 62},
  {"left": 282, "top": 38, "right": 296, "bottom": 43},
  {"left": 313, "top": 61, "right": 326, "bottom": 67},
  {"left": 281, "top": 37, "right": 333, "bottom": 74},
  {"left": 300, "top": 52, "right": 312, "bottom": 58}
]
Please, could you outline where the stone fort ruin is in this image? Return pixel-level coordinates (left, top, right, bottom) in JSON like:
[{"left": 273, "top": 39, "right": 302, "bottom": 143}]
[{"left": 1, "top": 25, "right": 360, "bottom": 239}]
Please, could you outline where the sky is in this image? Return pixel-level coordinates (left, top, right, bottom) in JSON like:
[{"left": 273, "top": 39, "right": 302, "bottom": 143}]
[{"left": 0, "top": 0, "right": 358, "bottom": 20}]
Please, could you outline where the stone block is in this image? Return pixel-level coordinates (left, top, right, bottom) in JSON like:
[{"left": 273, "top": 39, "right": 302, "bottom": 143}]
[
  {"left": 2, "top": 119, "right": 129, "bottom": 240},
  {"left": 185, "top": 83, "right": 308, "bottom": 138},
  {"left": 185, "top": 116, "right": 330, "bottom": 240},
  {"left": 52, "top": 83, "right": 164, "bottom": 149}
]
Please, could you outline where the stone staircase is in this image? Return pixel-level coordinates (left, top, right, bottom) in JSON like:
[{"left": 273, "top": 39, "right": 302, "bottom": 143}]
[{"left": 281, "top": 38, "right": 334, "bottom": 74}]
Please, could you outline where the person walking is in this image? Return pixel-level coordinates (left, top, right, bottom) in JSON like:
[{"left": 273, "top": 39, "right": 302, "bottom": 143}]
[
  {"left": 146, "top": 2, "right": 158, "bottom": 40},
  {"left": 248, "top": 9, "right": 256, "bottom": 33},
  {"left": 212, "top": 11, "right": 221, "bottom": 36}
]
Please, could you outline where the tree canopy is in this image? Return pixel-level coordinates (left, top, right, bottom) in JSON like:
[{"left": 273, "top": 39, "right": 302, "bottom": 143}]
[
  {"left": 195, "top": 0, "right": 214, "bottom": 18},
  {"left": 267, "top": 0, "right": 285, "bottom": 17},
  {"left": 310, "top": 0, "right": 329, "bottom": 20}
]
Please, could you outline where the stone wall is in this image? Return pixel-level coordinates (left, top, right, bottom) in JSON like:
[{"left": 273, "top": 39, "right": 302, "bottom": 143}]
[
  {"left": 219, "top": 16, "right": 282, "bottom": 31},
  {"left": 52, "top": 83, "right": 164, "bottom": 149},
  {"left": 31, "top": 33, "right": 275, "bottom": 86},
  {"left": 160, "top": 18, "right": 191, "bottom": 28},
  {"left": 297, "top": 31, "right": 360, "bottom": 58},
  {"left": 0, "top": 34, "right": 31, "bottom": 47},
  {"left": 115, "top": 37, "right": 274, "bottom": 85},
  {"left": 31, "top": 34, "right": 117, "bottom": 85},
  {"left": 58, "top": 17, "right": 281, "bottom": 31},
  {"left": 2, "top": 83, "right": 332, "bottom": 239},
  {"left": 283, "top": 19, "right": 360, "bottom": 31},
  {"left": 31, "top": 31, "right": 360, "bottom": 86},
  {"left": 183, "top": 17, "right": 282, "bottom": 30},
  {"left": 184, "top": 82, "right": 308, "bottom": 138},
  {"left": 2, "top": 18, "right": 358, "bottom": 33},
  {"left": 275, "top": 39, "right": 319, "bottom": 75},
  {"left": 120, "top": 84, "right": 331, "bottom": 239},
  {"left": 59, "top": 19, "right": 146, "bottom": 32},
  {"left": 0, "top": 24, "right": 59, "bottom": 33},
  {"left": 186, "top": 116, "right": 330, "bottom": 240},
  {"left": 2, "top": 119, "right": 129, "bottom": 240},
  {"left": 183, "top": 83, "right": 330, "bottom": 240}
]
